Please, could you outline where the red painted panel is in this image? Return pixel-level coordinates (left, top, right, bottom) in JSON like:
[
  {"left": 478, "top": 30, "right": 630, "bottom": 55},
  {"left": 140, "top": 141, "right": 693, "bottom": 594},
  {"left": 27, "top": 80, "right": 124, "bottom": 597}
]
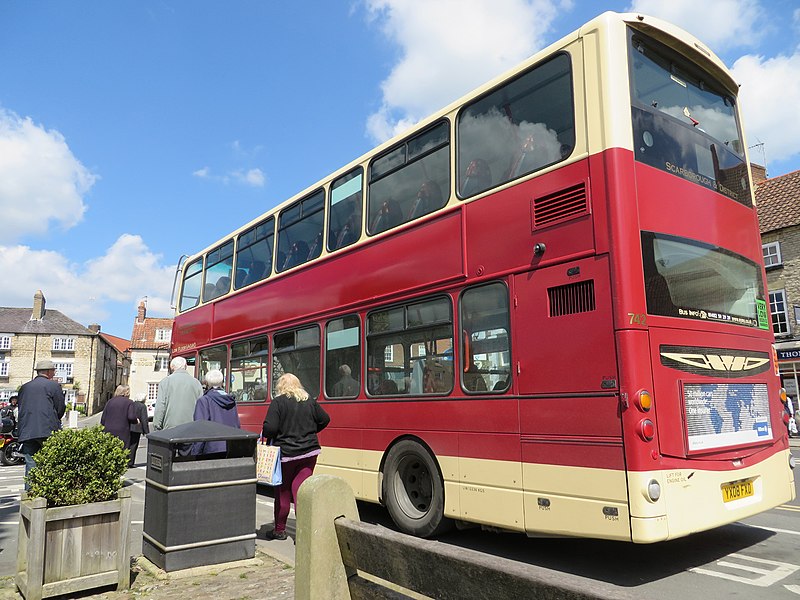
[
  {"left": 513, "top": 255, "right": 618, "bottom": 394},
  {"left": 172, "top": 304, "right": 214, "bottom": 350},
  {"left": 464, "top": 160, "right": 595, "bottom": 278}
]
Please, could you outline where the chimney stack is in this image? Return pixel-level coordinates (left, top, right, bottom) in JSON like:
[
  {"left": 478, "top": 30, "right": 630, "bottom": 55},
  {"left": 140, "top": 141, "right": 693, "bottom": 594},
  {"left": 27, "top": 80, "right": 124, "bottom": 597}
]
[
  {"left": 31, "top": 290, "right": 46, "bottom": 321},
  {"left": 88, "top": 324, "right": 101, "bottom": 334},
  {"left": 137, "top": 301, "right": 146, "bottom": 323},
  {"left": 751, "top": 163, "right": 767, "bottom": 187}
]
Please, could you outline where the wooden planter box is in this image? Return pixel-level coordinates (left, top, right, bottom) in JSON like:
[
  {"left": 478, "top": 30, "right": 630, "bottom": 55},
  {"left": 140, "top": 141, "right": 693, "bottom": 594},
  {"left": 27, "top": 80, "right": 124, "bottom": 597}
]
[{"left": 16, "top": 488, "right": 132, "bottom": 600}]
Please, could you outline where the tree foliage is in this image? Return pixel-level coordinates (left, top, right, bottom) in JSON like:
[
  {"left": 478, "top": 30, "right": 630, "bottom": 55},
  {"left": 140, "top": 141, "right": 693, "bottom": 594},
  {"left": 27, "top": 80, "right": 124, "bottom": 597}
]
[{"left": 26, "top": 426, "right": 128, "bottom": 507}]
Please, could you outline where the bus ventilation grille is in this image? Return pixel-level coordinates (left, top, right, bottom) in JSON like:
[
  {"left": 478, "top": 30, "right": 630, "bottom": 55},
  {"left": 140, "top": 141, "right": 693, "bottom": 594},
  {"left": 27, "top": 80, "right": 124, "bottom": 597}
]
[
  {"left": 548, "top": 280, "right": 596, "bottom": 316},
  {"left": 533, "top": 183, "right": 588, "bottom": 228}
]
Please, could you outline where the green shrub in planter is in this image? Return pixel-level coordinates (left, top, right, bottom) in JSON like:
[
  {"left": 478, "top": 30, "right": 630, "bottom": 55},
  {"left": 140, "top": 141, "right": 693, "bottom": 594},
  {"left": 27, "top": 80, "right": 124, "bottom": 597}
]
[{"left": 26, "top": 425, "right": 129, "bottom": 507}]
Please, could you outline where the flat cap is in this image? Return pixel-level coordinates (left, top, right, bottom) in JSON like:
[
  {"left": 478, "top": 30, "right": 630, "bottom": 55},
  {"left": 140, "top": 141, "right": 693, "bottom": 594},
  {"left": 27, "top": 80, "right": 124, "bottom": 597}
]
[{"left": 34, "top": 359, "right": 56, "bottom": 371}]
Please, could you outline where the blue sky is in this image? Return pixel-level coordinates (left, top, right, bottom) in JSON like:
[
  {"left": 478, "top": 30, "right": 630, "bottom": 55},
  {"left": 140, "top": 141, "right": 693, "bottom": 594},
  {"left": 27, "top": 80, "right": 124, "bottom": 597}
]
[{"left": 1, "top": 0, "right": 799, "bottom": 339}]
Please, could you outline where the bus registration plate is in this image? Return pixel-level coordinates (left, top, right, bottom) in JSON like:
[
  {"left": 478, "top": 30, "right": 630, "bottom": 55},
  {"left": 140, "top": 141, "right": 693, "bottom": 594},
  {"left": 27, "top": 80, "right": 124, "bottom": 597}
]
[{"left": 721, "top": 479, "right": 754, "bottom": 503}]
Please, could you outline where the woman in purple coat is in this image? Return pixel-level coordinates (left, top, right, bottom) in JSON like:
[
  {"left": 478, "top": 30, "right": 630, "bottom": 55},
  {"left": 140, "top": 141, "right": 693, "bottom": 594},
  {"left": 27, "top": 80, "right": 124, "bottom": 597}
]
[
  {"left": 192, "top": 369, "right": 240, "bottom": 456},
  {"left": 101, "top": 385, "right": 137, "bottom": 449}
]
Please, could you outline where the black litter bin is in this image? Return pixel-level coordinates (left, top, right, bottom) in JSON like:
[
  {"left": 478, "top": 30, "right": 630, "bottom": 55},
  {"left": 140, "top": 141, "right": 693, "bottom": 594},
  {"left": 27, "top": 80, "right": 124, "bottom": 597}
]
[{"left": 142, "top": 421, "right": 259, "bottom": 571}]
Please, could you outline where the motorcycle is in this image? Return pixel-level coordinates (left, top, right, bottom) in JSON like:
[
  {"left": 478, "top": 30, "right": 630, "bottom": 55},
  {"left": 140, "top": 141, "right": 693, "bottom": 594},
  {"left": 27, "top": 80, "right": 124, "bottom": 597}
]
[{"left": 0, "top": 415, "right": 23, "bottom": 466}]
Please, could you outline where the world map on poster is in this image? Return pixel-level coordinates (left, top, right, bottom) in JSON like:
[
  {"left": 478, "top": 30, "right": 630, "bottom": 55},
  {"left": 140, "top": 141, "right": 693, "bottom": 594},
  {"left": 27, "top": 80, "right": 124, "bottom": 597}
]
[{"left": 683, "top": 383, "right": 772, "bottom": 451}]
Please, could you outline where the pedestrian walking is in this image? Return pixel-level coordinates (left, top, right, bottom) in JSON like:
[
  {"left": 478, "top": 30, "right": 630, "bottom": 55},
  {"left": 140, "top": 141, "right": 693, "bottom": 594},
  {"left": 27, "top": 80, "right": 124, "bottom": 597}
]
[
  {"left": 153, "top": 356, "right": 203, "bottom": 430},
  {"left": 129, "top": 393, "right": 150, "bottom": 468},
  {"left": 262, "top": 373, "right": 330, "bottom": 540},
  {"left": 192, "top": 369, "right": 240, "bottom": 456},
  {"left": 101, "top": 385, "right": 138, "bottom": 449},
  {"left": 17, "top": 360, "right": 66, "bottom": 486}
]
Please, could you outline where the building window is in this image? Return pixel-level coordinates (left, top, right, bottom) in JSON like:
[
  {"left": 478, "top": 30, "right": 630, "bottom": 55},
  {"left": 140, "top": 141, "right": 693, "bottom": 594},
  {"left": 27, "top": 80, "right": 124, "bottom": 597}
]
[
  {"left": 770, "top": 290, "right": 791, "bottom": 335},
  {"left": 154, "top": 356, "right": 169, "bottom": 372},
  {"left": 52, "top": 337, "right": 75, "bottom": 351},
  {"left": 762, "top": 242, "right": 782, "bottom": 269},
  {"left": 384, "top": 345, "right": 394, "bottom": 363},
  {"left": 148, "top": 382, "right": 159, "bottom": 401},
  {"left": 0, "top": 390, "right": 12, "bottom": 401},
  {"left": 0, "top": 361, "right": 8, "bottom": 377},
  {"left": 53, "top": 362, "right": 73, "bottom": 382},
  {"left": 155, "top": 328, "right": 172, "bottom": 343},
  {"left": 64, "top": 389, "right": 76, "bottom": 404},
  {"left": 0, "top": 335, "right": 10, "bottom": 350}
]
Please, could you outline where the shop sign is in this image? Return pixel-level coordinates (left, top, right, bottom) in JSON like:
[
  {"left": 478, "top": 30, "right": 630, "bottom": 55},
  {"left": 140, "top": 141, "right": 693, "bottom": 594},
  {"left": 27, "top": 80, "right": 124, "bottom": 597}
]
[{"left": 777, "top": 349, "right": 800, "bottom": 361}]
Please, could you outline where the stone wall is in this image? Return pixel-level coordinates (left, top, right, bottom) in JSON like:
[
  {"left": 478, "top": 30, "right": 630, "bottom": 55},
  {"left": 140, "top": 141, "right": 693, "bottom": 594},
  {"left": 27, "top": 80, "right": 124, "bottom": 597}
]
[{"left": 763, "top": 223, "right": 800, "bottom": 338}]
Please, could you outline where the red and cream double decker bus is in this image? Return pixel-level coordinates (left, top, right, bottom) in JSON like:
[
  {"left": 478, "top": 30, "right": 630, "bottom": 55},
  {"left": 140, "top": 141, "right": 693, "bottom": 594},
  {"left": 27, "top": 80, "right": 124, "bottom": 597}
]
[{"left": 171, "top": 11, "right": 795, "bottom": 542}]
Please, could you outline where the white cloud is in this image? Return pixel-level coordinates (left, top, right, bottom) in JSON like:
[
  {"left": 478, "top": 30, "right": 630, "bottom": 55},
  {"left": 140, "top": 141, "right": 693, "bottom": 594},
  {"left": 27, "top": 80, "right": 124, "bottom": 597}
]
[
  {"left": 192, "top": 166, "right": 266, "bottom": 187},
  {"left": 628, "top": 0, "right": 766, "bottom": 53},
  {"left": 234, "top": 168, "right": 266, "bottom": 187},
  {"left": 732, "top": 51, "right": 800, "bottom": 164},
  {"left": 363, "top": 0, "right": 570, "bottom": 141},
  {"left": 0, "top": 234, "right": 174, "bottom": 329},
  {"left": 0, "top": 109, "right": 96, "bottom": 243}
]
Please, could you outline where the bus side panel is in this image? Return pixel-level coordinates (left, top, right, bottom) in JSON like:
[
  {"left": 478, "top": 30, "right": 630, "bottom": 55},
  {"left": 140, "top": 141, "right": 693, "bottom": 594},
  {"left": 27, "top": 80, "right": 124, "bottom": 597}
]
[
  {"left": 211, "top": 211, "right": 465, "bottom": 339},
  {"left": 173, "top": 304, "right": 214, "bottom": 350},
  {"left": 464, "top": 159, "right": 595, "bottom": 278},
  {"left": 513, "top": 256, "right": 617, "bottom": 394}
]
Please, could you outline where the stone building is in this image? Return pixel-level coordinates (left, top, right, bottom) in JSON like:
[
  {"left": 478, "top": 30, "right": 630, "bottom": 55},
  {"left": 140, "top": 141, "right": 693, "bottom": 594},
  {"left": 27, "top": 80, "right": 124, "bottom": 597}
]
[
  {"left": 755, "top": 165, "right": 800, "bottom": 399},
  {"left": 128, "top": 300, "right": 174, "bottom": 404},
  {"left": 0, "top": 290, "right": 129, "bottom": 414}
]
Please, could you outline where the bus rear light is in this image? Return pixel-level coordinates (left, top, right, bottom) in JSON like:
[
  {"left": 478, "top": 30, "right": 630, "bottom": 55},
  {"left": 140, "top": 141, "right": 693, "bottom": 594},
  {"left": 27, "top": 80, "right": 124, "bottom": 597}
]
[
  {"left": 780, "top": 387, "right": 788, "bottom": 403},
  {"left": 647, "top": 479, "right": 661, "bottom": 502},
  {"left": 636, "top": 390, "right": 652, "bottom": 412},
  {"left": 638, "top": 419, "right": 655, "bottom": 441}
]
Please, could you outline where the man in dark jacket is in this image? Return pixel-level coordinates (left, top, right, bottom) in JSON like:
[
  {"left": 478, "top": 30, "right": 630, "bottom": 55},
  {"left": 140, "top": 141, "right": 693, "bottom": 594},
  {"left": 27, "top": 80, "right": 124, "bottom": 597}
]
[
  {"left": 18, "top": 360, "right": 66, "bottom": 484},
  {"left": 192, "top": 369, "right": 240, "bottom": 456},
  {"left": 128, "top": 394, "right": 150, "bottom": 468}
]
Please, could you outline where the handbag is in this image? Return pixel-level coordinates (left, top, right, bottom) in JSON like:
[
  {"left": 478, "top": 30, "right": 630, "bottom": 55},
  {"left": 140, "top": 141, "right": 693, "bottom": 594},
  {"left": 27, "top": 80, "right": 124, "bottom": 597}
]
[{"left": 256, "top": 439, "right": 283, "bottom": 486}]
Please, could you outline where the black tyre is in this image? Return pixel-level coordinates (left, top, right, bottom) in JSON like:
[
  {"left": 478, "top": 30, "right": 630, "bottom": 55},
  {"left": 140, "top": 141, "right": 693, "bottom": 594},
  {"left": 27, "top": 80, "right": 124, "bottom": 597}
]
[
  {"left": 1, "top": 442, "right": 22, "bottom": 466},
  {"left": 382, "top": 440, "right": 451, "bottom": 538}
]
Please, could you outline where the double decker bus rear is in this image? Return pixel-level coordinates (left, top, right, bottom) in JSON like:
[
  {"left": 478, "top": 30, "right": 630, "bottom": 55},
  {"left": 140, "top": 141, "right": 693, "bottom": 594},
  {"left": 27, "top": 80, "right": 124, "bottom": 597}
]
[{"left": 601, "top": 14, "right": 795, "bottom": 541}]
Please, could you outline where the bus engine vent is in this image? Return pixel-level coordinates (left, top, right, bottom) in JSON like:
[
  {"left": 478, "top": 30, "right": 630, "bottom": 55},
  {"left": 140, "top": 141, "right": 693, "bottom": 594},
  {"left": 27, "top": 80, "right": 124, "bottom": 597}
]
[
  {"left": 532, "top": 183, "right": 588, "bottom": 228},
  {"left": 548, "top": 280, "right": 596, "bottom": 317}
]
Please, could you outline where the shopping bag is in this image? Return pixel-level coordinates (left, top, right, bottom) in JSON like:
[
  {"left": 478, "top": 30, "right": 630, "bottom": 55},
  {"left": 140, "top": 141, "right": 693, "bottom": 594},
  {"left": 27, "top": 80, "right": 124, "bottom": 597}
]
[{"left": 256, "top": 440, "right": 283, "bottom": 486}]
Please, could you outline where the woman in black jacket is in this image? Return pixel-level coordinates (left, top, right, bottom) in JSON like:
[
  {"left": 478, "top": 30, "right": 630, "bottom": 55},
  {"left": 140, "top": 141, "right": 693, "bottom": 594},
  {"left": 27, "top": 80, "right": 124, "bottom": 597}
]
[{"left": 262, "top": 373, "right": 330, "bottom": 540}]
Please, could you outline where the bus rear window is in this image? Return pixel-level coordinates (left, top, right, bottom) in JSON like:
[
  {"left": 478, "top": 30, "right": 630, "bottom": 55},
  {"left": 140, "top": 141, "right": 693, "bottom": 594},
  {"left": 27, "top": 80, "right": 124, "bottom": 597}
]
[
  {"left": 642, "top": 232, "right": 767, "bottom": 329},
  {"left": 629, "top": 31, "right": 751, "bottom": 206}
]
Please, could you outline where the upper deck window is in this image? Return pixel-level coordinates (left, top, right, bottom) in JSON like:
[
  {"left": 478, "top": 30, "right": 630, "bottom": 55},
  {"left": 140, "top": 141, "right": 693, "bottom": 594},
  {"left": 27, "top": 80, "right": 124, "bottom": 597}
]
[
  {"left": 629, "top": 31, "right": 751, "bottom": 206},
  {"left": 235, "top": 217, "right": 275, "bottom": 289},
  {"left": 203, "top": 240, "right": 234, "bottom": 302},
  {"left": 328, "top": 168, "right": 363, "bottom": 252},
  {"left": 368, "top": 121, "right": 450, "bottom": 235},
  {"left": 457, "top": 53, "right": 575, "bottom": 199},
  {"left": 180, "top": 258, "right": 203, "bottom": 311},
  {"left": 277, "top": 190, "right": 325, "bottom": 272}
]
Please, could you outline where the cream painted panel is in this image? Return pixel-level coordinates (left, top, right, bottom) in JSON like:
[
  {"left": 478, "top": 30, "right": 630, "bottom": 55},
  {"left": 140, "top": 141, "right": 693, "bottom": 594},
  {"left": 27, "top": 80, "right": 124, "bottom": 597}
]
[
  {"left": 630, "top": 449, "right": 795, "bottom": 542},
  {"left": 524, "top": 492, "right": 631, "bottom": 541},
  {"left": 458, "top": 456, "right": 521, "bottom": 489},
  {"left": 318, "top": 446, "right": 363, "bottom": 497},
  {"left": 522, "top": 463, "right": 628, "bottom": 502}
]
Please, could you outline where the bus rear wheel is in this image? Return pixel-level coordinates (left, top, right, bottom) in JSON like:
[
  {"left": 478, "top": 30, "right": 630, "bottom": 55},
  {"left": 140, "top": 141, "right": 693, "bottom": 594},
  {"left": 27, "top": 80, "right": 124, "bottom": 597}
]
[{"left": 383, "top": 440, "right": 451, "bottom": 538}]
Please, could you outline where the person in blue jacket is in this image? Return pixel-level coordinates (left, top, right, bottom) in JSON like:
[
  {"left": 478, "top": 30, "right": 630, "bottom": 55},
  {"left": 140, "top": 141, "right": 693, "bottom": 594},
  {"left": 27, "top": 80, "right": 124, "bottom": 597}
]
[{"left": 191, "top": 369, "right": 240, "bottom": 456}]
